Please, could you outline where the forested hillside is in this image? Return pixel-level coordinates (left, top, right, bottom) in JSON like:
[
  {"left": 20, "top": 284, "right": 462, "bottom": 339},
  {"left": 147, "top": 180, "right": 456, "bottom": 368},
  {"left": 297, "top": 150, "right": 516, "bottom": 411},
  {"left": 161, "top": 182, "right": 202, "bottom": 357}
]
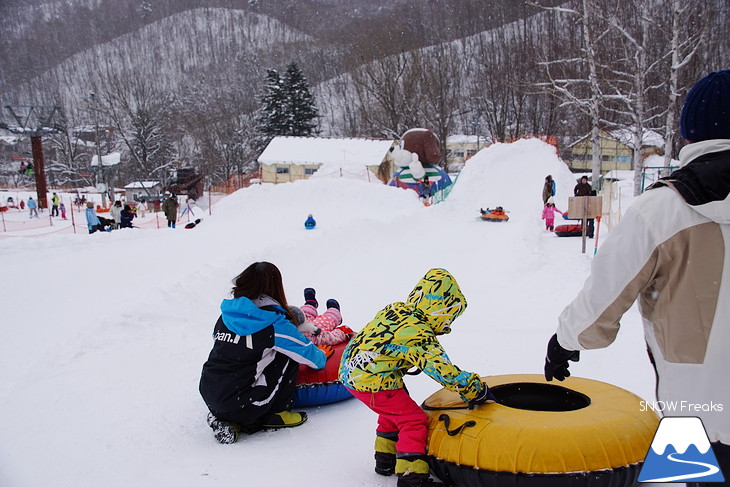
[{"left": 0, "top": 0, "right": 728, "bottom": 191}]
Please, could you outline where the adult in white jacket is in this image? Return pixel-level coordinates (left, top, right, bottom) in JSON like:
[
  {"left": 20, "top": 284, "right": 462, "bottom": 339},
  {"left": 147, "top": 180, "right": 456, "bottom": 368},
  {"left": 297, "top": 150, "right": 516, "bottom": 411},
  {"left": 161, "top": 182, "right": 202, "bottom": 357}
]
[{"left": 544, "top": 70, "right": 730, "bottom": 487}]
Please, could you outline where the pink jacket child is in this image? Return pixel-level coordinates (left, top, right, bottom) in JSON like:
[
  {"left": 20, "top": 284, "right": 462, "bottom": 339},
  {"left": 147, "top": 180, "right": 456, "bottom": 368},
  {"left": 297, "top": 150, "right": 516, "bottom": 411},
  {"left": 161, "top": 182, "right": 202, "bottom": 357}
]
[
  {"left": 542, "top": 197, "right": 563, "bottom": 231},
  {"left": 299, "top": 288, "right": 353, "bottom": 346}
]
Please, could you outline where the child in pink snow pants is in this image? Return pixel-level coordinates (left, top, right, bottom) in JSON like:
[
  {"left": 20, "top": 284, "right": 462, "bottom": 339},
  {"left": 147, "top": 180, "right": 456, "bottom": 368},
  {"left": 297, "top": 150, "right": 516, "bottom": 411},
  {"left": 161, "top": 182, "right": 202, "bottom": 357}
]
[
  {"left": 338, "top": 269, "right": 494, "bottom": 487},
  {"left": 348, "top": 388, "right": 428, "bottom": 456},
  {"left": 300, "top": 287, "right": 353, "bottom": 346},
  {"left": 542, "top": 196, "right": 563, "bottom": 231}
]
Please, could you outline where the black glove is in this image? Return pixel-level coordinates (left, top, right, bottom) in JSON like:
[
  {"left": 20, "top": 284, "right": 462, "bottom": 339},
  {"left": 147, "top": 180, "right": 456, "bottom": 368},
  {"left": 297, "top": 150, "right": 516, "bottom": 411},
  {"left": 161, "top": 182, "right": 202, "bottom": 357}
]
[
  {"left": 469, "top": 382, "right": 496, "bottom": 408},
  {"left": 544, "top": 333, "right": 580, "bottom": 381}
]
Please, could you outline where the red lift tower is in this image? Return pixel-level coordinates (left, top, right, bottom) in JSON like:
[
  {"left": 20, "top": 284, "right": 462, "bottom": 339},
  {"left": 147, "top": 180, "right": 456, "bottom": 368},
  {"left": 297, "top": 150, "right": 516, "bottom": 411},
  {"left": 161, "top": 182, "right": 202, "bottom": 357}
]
[{"left": 1, "top": 105, "right": 62, "bottom": 209}]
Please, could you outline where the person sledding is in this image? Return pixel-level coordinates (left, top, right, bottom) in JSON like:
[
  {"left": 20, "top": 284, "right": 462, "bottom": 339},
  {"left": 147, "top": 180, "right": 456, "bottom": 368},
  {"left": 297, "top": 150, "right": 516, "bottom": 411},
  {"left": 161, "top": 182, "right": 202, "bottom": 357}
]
[
  {"left": 480, "top": 206, "right": 509, "bottom": 221},
  {"left": 339, "top": 268, "right": 494, "bottom": 487},
  {"left": 481, "top": 206, "right": 506, "bottom": 215},
  {"left": 199, "top": 262, "right": 329, "bottom": 444},
  {"left": 295, "top": 287, "right": 354, "bottom": 346}
]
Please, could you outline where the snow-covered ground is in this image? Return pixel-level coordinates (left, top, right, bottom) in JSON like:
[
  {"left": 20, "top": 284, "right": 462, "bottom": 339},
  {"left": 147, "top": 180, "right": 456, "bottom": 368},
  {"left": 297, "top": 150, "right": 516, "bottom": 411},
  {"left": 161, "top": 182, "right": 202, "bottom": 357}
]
[{"left": 0, "top": 139, "right": 671, "bottom": 486}]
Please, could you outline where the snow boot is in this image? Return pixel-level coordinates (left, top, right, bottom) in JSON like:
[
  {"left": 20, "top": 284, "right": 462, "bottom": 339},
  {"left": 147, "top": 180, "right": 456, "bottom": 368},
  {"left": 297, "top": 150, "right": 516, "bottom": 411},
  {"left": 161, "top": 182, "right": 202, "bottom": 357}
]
[
  {"left": 396, "top": 455, "right": 442, "bottom": 487},
  {"left": 397, "top": 473, "right": 443, "bottom": 487},
  {"left": 326, "top": 298, "right": 340, "bottom": 311},
  {"left": 304, "top": 288, "right": 318, "bottom": 308},
  {"left": 374, "top": 431, "right": 398, "bottom": 476},
  {"left": 260, "top": 410, "right": 308, "bottom": 429},
  {"left": 206, "top": 413, "right": 240, "bottom": 444}
]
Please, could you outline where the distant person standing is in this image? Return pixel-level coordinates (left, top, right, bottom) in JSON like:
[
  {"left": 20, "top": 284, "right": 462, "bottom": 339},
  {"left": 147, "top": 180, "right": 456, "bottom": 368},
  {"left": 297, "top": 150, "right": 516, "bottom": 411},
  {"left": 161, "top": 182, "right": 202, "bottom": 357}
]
[
  {"left": 51, "top": 192, "right": 60, "bottom": 217},
  {"left": 85, "top": 202, "right": 102, "bottom": 234},
  {"left": 27, "top": 197, "right": 38, "bottom": 218},
  {"left": 59, "top": 202, "right": 67, "bottom": 220},
  {"left": 542, "top": 196, "right": 563, "bottom": 231},
  {"left": 136, "top": 199, "right": 147, "bottom": 218},
  {"left": 109, "top": 201, "right": 122, "bottom": 227},
  {"left": 542, "top": 175, "right": 555, "bottom": 204},
  {"left": 162, "top": 193, "right": 178, "bottom": 228},
  {"left": 419, "top": 175, "right": 432, "bottom": 205},
  {"left": 573, "top": 176, "right": 594, "bottom": 238}
]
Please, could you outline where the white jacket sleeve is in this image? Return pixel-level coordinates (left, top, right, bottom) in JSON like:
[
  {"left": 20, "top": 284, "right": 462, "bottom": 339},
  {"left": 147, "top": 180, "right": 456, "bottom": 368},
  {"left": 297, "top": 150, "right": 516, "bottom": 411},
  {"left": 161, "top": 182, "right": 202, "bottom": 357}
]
[{"left": 557, "top": 204, "right": 659, "bottom": 351}]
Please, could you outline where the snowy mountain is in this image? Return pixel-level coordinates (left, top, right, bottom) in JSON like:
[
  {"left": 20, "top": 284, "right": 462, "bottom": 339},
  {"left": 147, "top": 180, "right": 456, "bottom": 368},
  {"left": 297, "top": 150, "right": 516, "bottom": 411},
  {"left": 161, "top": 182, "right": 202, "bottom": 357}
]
[
  {"left": 2, "top": 8, "right": 321, "bottom": 107},
  {"left": 0, "top": 0, "right": 566, "bottom": 110}
]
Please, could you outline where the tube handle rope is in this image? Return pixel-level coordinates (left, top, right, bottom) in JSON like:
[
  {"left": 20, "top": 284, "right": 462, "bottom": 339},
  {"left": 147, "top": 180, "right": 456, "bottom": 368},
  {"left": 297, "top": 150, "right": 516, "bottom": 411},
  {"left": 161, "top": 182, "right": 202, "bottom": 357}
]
[{"left": 438, "top": 413, "right": 476, "bottom": 437}]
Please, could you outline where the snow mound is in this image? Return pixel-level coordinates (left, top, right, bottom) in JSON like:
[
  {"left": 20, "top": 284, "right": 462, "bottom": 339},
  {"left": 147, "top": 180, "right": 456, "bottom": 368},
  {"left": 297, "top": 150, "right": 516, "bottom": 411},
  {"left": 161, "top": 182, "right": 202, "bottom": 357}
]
[
  {"left": 444, "top": 138, "right": 577, "bottom": 216},
  {"left": 210, "top": 177, "right": 423, "bottom": 231}
]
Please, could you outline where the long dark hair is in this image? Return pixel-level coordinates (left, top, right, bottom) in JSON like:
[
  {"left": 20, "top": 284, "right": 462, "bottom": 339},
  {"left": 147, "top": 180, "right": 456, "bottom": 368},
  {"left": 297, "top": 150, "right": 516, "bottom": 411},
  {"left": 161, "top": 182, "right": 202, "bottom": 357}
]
[{"left": 231, "top": 262, "right": 293, "bottom": 321}]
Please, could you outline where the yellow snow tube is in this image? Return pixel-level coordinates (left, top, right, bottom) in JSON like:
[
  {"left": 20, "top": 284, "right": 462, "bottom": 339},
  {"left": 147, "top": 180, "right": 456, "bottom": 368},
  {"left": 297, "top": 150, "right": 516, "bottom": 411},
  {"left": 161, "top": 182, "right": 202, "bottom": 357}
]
[{"left": 423, "top": 374, "right": 659, "bottom": 487}]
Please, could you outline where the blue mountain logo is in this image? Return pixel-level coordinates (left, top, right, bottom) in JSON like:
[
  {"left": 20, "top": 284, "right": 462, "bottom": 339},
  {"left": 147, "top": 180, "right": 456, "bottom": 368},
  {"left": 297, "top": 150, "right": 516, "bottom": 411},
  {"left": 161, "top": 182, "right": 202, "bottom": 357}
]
[{"left": 639, "top": 417, "right": 725, "bottom": 483}]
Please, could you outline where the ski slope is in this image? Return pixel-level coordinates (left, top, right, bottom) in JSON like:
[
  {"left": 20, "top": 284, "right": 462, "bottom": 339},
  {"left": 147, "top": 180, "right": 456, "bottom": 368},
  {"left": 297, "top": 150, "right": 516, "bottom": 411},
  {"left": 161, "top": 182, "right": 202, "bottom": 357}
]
[{"left": 0, "top": 139, "right": 667, "bottom": 486}]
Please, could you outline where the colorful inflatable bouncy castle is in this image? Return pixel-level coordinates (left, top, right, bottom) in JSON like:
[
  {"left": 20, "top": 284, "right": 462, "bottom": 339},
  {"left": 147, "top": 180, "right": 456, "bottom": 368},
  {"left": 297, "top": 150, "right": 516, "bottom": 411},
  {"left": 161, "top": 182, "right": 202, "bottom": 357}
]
[{"left": 389, "top": 128, "right": 452, "bottom": 196}]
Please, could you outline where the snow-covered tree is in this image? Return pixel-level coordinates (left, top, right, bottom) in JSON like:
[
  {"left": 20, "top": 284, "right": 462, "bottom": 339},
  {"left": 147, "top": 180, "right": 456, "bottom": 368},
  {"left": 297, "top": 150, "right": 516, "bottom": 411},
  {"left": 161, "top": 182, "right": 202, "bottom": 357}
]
[
  {"left": 256, "top": 69, "right": 288, "bottom": 137},
  {"left": 602, "top": 1, "right": 664, "bottom": 196},
  {"left": 46, "top": 107, "right": 95, "bottom": 187},
  {"left": 282, "top": 62, "right": 319, "bottom": 136},
  {"left": 257, "top": 63, "right": 319, "bottom": 138},
  {"left": 534, "top": 0, "right": 611, "bottom": 190},
  {"left": 660, "top": 0, "right": 708, "bottom": 175}
]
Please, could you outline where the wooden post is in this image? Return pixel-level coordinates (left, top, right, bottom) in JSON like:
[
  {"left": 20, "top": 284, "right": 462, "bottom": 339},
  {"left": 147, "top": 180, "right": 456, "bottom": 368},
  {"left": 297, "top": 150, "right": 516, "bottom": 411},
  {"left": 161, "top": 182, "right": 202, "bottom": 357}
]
[
  {"left": 69, "top": 196, "right": 77, "bottom": 234},
  {"left": 568, "top": 196, "right": 602, "bottom": 254},
  {"left": 582, "top": 197, "right": 589, "bottom": 253}
]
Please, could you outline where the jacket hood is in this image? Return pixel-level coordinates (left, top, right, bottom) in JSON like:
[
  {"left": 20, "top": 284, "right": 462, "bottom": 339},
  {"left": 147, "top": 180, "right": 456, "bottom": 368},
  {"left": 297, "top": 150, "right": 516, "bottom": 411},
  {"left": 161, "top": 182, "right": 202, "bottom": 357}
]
[
  {"left": 653, "top": 141, "right": 730, "bottom": 224},
  {"left": 220, "top": 296, "right": 285, "bottom": 336},
  {"left": 405, "top": 268, "right": 466, "bottom": 334}
]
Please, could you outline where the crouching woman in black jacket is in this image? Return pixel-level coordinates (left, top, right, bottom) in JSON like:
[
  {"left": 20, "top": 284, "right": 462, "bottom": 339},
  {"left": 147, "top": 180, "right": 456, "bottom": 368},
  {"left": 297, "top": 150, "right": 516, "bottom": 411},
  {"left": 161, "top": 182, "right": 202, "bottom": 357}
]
[{"left": 199, "top": 261, "right": 327, "bottom": 443}]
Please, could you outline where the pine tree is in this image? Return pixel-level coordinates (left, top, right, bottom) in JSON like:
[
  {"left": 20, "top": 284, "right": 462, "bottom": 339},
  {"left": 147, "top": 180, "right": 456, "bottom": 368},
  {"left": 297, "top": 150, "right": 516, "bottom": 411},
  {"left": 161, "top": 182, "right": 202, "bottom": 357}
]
[
  {"left": 283, "top": 62, "right": 319, "bottom": 136},
  {"left": 256, "top": 69, "right": 288, "bottom": 137}
]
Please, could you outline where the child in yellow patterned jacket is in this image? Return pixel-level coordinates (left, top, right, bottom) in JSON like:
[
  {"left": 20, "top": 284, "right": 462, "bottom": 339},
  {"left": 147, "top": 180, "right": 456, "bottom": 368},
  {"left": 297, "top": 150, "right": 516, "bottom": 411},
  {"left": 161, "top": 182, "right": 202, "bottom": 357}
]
[{"left": 338, "top": 268, "right": 493, "bottom": 487}]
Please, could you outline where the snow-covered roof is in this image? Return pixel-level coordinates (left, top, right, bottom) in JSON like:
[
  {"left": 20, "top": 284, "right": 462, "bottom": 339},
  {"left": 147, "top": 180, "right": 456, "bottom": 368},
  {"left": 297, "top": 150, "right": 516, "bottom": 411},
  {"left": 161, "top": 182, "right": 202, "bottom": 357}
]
[
  {"left": 609, "top": 128, "right": 665, "bottom": 149},
  {"left": 0, "top": 135, "right": 21, "bottom": 145},
  {"left": 258, "top": 136, "right": 395, "bottom": 167},
  {"left": 569, "top": 128, "right": 665, "bottom": 149},
  {"left": 446, "top": 135, "right": 481, "bottom": 144},
  {"left": 91, "top": 152, "right": 121, "bottom": 166},
  {"left": 124, "top": 181, "right": 160, "bottom": 189}
]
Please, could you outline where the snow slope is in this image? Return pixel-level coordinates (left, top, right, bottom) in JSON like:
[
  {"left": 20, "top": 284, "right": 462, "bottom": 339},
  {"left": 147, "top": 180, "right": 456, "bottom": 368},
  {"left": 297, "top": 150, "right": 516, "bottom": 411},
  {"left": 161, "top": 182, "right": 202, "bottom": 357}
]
[{"left": 0, "top": 140, "right": 665, "bottom": 486}]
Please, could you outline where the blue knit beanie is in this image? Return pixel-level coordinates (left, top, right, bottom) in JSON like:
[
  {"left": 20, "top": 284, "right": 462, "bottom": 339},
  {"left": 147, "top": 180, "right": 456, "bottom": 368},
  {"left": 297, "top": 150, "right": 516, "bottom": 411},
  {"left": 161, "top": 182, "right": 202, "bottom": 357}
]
[{"left": 680, "top": 70, "right": 730, "bottom": 142}]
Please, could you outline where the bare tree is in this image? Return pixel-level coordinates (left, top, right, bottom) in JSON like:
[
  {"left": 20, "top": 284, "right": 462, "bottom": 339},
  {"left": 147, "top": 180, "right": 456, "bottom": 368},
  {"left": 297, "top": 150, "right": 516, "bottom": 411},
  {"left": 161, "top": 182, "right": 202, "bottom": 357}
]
[
  {"left": 534, "top": 0, "right": 613, "bottom": 189},
  {"left": 350, "top": 52, "right": 423, "bottom": 139},
  {"left": 46, "top": 105, "right": 95, "bottom": 187},
  {"left": 416, "top": 44, "right": 466, "bottom": 166},
  {"left": 660, "top": 0, "right": 708, "bottom": 175},
  {"left": 603, "top": 1, "right": 665, "bottom": 195},
  {"left": 94, "top": 64, "right": 177, "bottom": 186}
]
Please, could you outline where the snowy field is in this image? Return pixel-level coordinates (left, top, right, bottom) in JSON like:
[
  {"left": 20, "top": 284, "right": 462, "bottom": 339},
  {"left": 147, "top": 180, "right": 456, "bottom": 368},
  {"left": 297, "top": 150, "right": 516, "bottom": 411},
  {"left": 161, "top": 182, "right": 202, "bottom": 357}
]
[{"left": 0, "top": 139, "right": 671, "bottom": 486}]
